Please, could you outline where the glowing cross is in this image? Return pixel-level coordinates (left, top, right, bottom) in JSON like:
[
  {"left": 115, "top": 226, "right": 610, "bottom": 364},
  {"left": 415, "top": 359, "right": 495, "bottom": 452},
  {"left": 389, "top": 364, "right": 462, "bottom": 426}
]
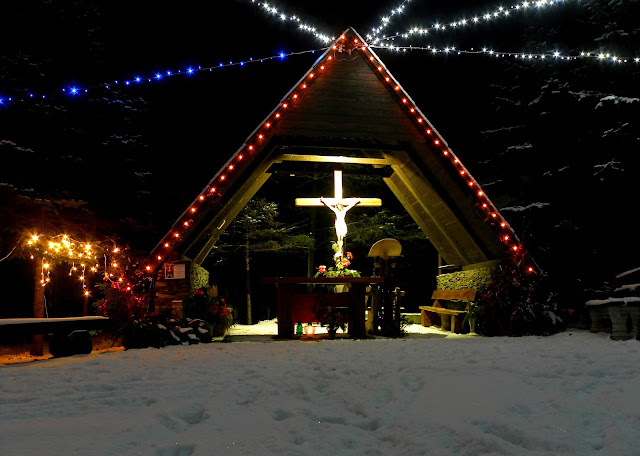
[{"left": 296, "top": 168, "right": 381, "bottom": 260}]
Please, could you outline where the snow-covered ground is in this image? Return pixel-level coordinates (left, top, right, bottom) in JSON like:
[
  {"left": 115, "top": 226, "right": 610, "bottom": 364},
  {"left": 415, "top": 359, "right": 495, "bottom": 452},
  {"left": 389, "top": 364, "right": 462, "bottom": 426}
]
[{"left": 2, "top": 321, "right": 640, "bottom": 456}]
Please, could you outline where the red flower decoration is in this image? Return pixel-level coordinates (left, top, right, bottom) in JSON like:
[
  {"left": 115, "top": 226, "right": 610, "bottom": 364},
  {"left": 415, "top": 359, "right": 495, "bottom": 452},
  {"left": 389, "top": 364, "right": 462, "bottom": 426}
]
[
  {"left": 318, "top": 265, "right": 327, "bottom": 274},
  {"left": 346, "top": 251, "right": 353, "bottom": 260},
  {"left": 341, "top": 258, "right": 351, "bottom": 267}
]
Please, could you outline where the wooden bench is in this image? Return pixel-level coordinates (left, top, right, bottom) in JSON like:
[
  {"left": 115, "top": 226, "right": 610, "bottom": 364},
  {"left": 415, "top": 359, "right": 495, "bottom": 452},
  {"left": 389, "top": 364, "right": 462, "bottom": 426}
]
[
  {"left": 419, "top": 288, "right": 476, "bottom": 333},
  {"left": 0, "top": 317, "right": 113, "bottom": 357}
]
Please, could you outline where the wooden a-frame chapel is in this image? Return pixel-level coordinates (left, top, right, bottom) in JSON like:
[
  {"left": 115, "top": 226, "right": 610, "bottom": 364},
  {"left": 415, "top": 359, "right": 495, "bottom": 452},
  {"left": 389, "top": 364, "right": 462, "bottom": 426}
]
[{"left": 145, "top": 28, "right": 534, "bottom": 308}]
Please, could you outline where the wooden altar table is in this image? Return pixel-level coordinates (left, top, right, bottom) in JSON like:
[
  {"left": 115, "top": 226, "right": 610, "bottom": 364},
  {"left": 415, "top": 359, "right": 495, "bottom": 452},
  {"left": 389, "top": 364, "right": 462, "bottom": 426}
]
[{"left": 263, "top": 277, "right": 384, "bottom": 339}]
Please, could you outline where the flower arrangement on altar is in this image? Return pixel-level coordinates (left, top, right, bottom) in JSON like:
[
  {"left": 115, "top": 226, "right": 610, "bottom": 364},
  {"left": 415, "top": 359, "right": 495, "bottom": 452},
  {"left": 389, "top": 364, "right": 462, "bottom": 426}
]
[
  {"left": 312, "top": 242, "right": 360, "bottom": 338},
  {"left": 314, "top": 242, "right": 361, "bottom": 278}
]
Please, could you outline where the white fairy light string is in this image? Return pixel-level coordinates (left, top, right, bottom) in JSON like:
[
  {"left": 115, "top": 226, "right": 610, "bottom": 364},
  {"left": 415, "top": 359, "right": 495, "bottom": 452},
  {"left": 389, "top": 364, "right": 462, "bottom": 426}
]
[
  {"left": 369, "top": 0, "right": 414, "bottom": 41},
  {"left": 248, "top": 0, "right": 333, "bottom": 43},
  {"left": 370, "top": 0, "right": 587, "bottom": 44},
  {"left": 371, "top": 44, "right": 640, "bottom": 65}
]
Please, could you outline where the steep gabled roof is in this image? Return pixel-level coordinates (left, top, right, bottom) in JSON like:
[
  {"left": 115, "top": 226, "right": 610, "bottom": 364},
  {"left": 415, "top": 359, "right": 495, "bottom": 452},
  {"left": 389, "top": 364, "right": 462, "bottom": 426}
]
[{"left": 144, "top": 28, "right": 535, "bottom": 275}]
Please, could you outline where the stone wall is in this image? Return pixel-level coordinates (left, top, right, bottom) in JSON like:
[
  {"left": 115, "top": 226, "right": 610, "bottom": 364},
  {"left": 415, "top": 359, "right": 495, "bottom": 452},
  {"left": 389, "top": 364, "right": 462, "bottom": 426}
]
[{"left": 436, "top": 267, "right": 494, "bottom": 294}]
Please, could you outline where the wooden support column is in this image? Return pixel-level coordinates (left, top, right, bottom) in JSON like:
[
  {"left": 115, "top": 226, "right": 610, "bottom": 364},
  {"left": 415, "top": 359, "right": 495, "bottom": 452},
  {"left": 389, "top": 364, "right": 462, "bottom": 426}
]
[
  {"left": 348, "top": 283, "right": 367, "bottom": 338},
  {"left": 31, "top": 261, "right": 45, "bottom": 356},
  {"left": 276, "top": 283, "right": 296, "bottom": 339}
]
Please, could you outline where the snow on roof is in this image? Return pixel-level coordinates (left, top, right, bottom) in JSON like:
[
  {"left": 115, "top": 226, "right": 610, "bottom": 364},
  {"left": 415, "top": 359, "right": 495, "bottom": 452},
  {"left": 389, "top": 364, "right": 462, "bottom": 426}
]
[
  {"left": 616, "top": 266, "right": 640, "bottom": 279},
  {"left": 614, "top": 284, "right": 640, "bottom": 293},
  {"left": 585, "top": 297, "right": 640, "bottom": 306}
]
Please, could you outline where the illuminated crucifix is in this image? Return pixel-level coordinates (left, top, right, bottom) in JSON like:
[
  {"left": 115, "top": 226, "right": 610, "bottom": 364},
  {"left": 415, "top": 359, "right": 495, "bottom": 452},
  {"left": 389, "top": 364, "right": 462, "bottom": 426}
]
[{"left": 296, "top": 167, "right": 381, "bottom": 260}]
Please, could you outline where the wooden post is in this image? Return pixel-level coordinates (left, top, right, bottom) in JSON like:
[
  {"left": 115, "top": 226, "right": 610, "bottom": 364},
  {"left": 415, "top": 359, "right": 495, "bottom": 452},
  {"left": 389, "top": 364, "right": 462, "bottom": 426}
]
[
  {"left": 31, "top": 261, "right": 45, "bottom": 356},
  {"left": 348, "top": 283, "right": 366, "bottom": 338},
  {"left": 366, "top": 286, "right": 380, "bottom": 334},
  {"left": 82, "top": 294, "right": 89, "bottom": 317},
  {"left": 276, "top": 284, "right": 296, "bottom": 338},
  {"left": 245, "top": 231, "right": 252, "bottom": 325}
]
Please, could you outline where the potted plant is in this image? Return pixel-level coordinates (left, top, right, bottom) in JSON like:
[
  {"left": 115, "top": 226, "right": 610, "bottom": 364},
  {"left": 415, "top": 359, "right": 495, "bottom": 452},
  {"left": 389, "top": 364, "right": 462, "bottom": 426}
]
[
  {"left": 314, "top": 302, "right": 347, "bottom": 339},
  {"left": 184, "top": 287, "right": 234, "bottom": 338},
  {"left": 463, "top": 301, "right": 486, "bottom": 335}
]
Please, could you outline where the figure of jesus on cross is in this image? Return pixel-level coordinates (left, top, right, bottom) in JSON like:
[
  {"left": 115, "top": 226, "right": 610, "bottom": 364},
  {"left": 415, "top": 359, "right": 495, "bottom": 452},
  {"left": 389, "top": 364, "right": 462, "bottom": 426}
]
[{"left": 296, "top": 166, "right": 381, "bottom": 261}]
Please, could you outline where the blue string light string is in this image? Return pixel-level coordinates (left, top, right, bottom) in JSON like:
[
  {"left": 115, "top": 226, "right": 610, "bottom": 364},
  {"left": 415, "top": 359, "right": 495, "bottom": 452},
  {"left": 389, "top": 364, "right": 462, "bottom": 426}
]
[{"left": 0, "top": 47, "right": 328, "bottom": 110}]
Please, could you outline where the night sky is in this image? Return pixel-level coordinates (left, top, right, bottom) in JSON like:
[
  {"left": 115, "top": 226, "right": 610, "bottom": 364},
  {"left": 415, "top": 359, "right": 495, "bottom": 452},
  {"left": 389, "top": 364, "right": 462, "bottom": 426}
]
[{"left": 1, "top": 0, "right": 639, "bottom": 316}]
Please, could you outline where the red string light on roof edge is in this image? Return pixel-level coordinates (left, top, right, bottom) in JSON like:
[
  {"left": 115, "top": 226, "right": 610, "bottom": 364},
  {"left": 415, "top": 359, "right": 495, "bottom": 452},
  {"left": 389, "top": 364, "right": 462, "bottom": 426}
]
[
  {"left": 143, "top": 40, "right": 336, "bottom": 277},
  {"left": 142, "top": 32, "right": 536, "bottom": 277},
  {"left": 359, "top": 34, "right": 536, "bottom": 274}
]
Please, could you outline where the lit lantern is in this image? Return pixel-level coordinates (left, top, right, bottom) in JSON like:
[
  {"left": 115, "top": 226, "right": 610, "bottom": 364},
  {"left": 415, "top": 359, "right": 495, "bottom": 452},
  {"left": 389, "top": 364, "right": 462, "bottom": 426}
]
[{"left": 304, "top": 324, "right": 316, "bottom": 336}]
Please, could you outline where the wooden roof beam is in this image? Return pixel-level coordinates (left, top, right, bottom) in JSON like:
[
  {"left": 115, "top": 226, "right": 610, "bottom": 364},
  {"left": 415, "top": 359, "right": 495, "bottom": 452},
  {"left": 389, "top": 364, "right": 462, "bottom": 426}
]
[{"left": 276, "top": 154, "right": 390, "bottom": 165}]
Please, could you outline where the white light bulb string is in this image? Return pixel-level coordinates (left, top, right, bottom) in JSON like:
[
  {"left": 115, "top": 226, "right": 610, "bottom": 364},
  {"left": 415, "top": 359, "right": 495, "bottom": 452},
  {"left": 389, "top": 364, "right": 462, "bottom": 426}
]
[
  {"left": 369, "top": 0, "right": 414, "bottom": 39},
  {"left": 372, "top": 44, "right": 640, "bottom": 65},
  {"left": 0, "top": 47, "right": 328, "bottom": 109},
  {"left": 248, "top": 0, "right": 334, "bottom": 43},
  {"left": 370, "top": 0, "right": 588, "bottom": 44}
]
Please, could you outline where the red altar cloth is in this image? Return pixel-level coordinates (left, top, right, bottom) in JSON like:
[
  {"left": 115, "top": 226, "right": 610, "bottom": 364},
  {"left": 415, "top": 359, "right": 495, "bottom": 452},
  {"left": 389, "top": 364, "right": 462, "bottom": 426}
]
[{"left": 263, "top": 277, "right": 384, "bottom": 339}]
